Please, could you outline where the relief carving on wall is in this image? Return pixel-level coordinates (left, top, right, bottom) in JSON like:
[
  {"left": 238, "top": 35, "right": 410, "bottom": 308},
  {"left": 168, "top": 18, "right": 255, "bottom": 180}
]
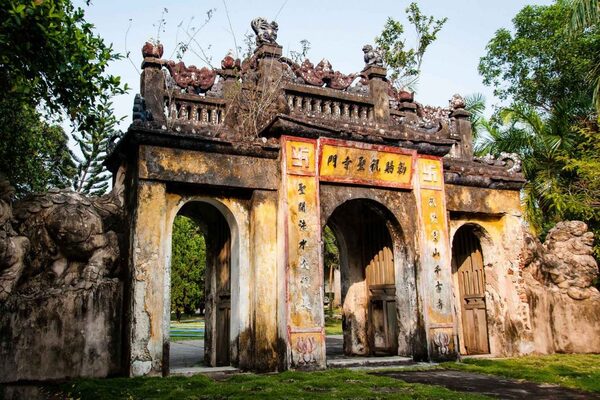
[
  {"left": 294, "top": 336, "right": 317, "bottom": 365},
  {"left": 433, "top": 332, "right": 451, "bottom": 355},
  {"left": 0, "top": 172, "right": 125, "bottom": 300},
  {"left": 522, "top": 221, "right": 599, "bottom": 301}
]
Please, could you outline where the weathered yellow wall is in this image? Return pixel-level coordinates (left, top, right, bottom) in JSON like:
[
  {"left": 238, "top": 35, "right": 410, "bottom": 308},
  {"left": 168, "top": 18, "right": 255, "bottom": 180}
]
[
  {"left": 250, "top": 190, "right": 280, "bottom": 371},
  {"left": 129, "top": 180, "right": 168, "bottom": 376},
  {"left": 138, "top": 145, "right": 279, "bottom": 190},
  {"left": 447, "top": 185, "right": 534, "bottom": 357}
]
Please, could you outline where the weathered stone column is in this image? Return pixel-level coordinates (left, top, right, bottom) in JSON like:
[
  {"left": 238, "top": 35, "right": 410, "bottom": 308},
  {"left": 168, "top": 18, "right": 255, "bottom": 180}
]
[
  {"left": 128, "top": 180, "right": 168, "bottom": 376},
  {"left": 450, "top": 107, "right": 473, "bottom": 159},
  {"left": 364, "top": 65, "right": 390, "bottom": 123},
  {"left": 249, "top": 190, "right": 280, "bottom": 371},
  {"left": 140, "top": 43, "right": 167, "bottom": 124}
]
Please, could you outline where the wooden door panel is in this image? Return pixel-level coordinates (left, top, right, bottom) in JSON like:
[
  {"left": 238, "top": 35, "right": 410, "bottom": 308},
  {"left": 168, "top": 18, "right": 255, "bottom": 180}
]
[{"left": 455, "top": 229, "right": 489, "bottom": 355}]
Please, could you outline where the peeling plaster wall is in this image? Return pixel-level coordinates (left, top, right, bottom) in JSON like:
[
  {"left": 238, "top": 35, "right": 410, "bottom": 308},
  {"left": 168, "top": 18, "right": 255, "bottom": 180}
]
[
  {"left": 129, "top": 180, "right": 168, "bottom": 376},
  {"left": 249, "top": 190, "right": 280, "bottom": 371},
  {"left": 128, "top": 145, "right": 281, "bottom": 375},
  {"left": 0, "top": 281, "right": 122, "bottom": 383},
  {"left": 447, "top": 185, "right": 534, "bottom": 357}
]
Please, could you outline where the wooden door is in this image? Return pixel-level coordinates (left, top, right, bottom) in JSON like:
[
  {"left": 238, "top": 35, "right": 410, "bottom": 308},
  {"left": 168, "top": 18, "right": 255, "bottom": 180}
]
[
  {"left": 365, "top": 219, "right": 398, "bottom": 355},
  {"left": 454, "top": 228, "right": 489, "bottom": 355},
  {"left": 215, "top": 228, "right": 231, "bottom": 366}
]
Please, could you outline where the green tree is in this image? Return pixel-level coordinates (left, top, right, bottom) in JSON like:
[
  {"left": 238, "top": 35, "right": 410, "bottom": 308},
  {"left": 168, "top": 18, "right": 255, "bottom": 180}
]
[
  {"left": 0, "top": 98, "right": 76, "bottom": 195},
  {"left": 72, "top": 97, "right": 123, "bottom": 195},
  {"left": 478, "top": 1, "right": 600, "bottom": 258},
  {"left": 567, "top": 0, "right": 600, "bottom": 112},
  {"left": 0, "top": 0, "right": 126, "bottom": 196},
  {"left": 171, "top": 215, "right": 206, "bottom": 322},
  {"left": 478, "top": 2, "right": 599, "bottom": 115},
  {"left": 375, "top": 2, "right": 447, "bottom": 91}
]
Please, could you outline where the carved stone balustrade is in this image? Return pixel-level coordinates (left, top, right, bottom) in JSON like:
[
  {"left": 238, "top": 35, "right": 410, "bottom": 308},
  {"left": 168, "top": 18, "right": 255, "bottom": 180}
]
[
  {"left": 284, "top": 83, "right": 375, "bottom": 123},
  {"left": 165, "top": 93, "right": 225, "bottom": 126}
]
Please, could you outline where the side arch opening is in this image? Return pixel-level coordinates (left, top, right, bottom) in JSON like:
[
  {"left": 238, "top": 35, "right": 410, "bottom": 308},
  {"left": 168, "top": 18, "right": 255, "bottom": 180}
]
[{"left": 451, "top": 224, "right": 491, "bottom": 355}]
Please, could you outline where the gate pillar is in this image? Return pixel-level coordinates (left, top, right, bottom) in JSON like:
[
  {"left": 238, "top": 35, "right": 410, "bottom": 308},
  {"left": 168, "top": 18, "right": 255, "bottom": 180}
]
[
  {"left": 414, "top": 156, "right": 458, "bottom": 361},
  {"left": 280, "top": 136, "right": 326, "bottom": 370}
]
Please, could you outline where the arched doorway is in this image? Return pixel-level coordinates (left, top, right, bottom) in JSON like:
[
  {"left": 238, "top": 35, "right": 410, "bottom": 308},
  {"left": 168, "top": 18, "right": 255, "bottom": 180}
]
[
  {"left": 325, "top": 199, "right": 399, "bottom": 357},
  {"left": 168, "top": 201, "right": 232, "bottom": 370},
  {"left": 452, "top": 226, "right": 490, "bottom": 355}
]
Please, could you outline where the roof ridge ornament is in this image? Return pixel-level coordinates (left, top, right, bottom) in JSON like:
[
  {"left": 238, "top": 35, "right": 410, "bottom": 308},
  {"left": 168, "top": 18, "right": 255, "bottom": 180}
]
[
  {"left": 362, "top": 44, "right": 384, "bottom": 68},
  {"left": 251, "top": 17, "right": 279, "bottom": 46}
]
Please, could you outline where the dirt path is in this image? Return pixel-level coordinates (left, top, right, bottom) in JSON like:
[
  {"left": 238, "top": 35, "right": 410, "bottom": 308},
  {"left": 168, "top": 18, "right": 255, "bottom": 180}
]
[{"left": 375, "top": 370, "right": 599, "bottom": 399}]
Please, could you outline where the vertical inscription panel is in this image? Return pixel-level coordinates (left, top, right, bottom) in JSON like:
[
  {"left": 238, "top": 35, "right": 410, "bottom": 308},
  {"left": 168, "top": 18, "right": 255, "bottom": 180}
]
[
  {"left": 414, "top": 156, "right": 456, "bottom": 360},
  {"left": 281, "top": 136, "right": 325, "bottom": 369}
]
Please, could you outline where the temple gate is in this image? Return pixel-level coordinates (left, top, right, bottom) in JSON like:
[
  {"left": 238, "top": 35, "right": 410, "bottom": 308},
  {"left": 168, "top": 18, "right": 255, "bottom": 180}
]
[
  {"left": 1, "top": 17, "right": 599, "bottom": 385},
  {"left": 106, "top": 18, "right": 536, "bottom": 376}
]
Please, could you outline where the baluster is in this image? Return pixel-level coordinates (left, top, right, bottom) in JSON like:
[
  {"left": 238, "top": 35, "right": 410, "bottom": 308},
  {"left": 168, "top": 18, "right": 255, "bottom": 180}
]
[
  {"left": 201, "top": 108, "right": 209, "bottom": 123},
  {"left": 333, "top": 101, "right": 341, "bottom": 117},
  {"left": 360, "top": 106, "right": 367, "bottom": 120},
  {"left": 303, "top": 97, "right": 312, "bottom": 113},
  {"left": 314, "top": 99, "right": 322, "bottom": 114},
  {"left": 288, "top": 95, "right": 295, "bottom": 111},
  {"left": 342, "top": 103, "right": 350, "bottom": 118},
  {"left": 295, "top": 96, "right": 303, "bottom": 111},
  {"left": 323, "top": 100, "right": 332, "bottom": 115},
  {"left": 210, "top": 108, "right": 218, "bottom": 124},
  {"left": 180, "top": 104, "right": 188, "bottom": 120},
  {"left": 352, "top": 104, "right": 360, "bottom": 119}
]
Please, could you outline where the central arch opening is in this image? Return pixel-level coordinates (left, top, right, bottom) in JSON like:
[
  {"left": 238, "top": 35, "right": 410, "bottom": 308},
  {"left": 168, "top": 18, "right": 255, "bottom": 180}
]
[
  {"left": 324, "top": 199, "right": 399, "bottom": 358},
  {"left": 168, "top": 201, "right": 232, "bottom": 371}
]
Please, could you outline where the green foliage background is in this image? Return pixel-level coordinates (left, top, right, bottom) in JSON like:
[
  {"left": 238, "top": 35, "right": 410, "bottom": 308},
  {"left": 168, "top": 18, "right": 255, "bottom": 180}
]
[
  {"left": 0, "top": 0, "right": 126, "bottom": 196},
  {"left": 475, "top": 0, "right": 600, "bottom": 257},
  {"left": 170, "top": 215, "right": 206, "bottom": 320}
]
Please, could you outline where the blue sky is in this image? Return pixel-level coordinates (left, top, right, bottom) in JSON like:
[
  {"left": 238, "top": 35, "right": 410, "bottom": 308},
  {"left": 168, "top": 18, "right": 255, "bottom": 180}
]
[{"left": 81, "top": 0, "right": 553, "bottom": 129}]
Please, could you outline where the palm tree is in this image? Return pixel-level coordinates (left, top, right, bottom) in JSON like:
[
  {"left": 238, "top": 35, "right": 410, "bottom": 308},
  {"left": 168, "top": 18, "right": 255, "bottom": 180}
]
[
  {"left": 567, "top": 0, "right": 600, "bottom": 113},
  {"left": 569, "top": 0, "right": 599, "bottom": 31},
  {"left": 475, "top": 103, "right": 579, "bottom": 235},
  {"left": 463, "top": 93, "right": 486, "bottom": 140}
]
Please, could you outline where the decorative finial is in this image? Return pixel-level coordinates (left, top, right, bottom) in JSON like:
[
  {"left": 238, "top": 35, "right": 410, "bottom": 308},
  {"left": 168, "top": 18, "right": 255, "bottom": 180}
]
[
  {"left": 251, "top": 17, "right": 279, "bottom": 46},
  {"left": 449, "top": 94, "right": 466, "bottom": 110},
  {"left": 362, "top": 45, "right": 383, "bottom": 67},
  {"left": 142, "top": 41, "right": 164, "bottom": 58}
]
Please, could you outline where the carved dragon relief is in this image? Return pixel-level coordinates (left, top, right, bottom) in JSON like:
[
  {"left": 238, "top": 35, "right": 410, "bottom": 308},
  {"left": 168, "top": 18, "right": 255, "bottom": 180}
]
[
  {"left": 281, "top": 58, "right": 358, "bottom": 90},
  {"left": 165, "top": 60, "right": 217, "bottom": 94},
  {"left": 476, "top": 152, "right": 522, "bottom": 174},
  {"left": 0, "top": 169, "right": 126, "bottom": 300}
]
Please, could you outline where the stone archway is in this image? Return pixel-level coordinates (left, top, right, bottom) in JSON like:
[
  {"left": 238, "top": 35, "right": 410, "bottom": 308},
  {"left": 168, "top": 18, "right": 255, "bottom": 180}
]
[
  {"left": 164, "top": 199, "right": 242, "bottom": 371},
  {"left": 325, "top": 199, "right": 406, "bottom": 357},
  {"left": 451, "top": 224, "right": 491, "bottom": 355}
]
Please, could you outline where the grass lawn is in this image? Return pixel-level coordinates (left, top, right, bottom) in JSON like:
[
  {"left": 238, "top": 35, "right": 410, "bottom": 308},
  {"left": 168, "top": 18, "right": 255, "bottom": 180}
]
[
  {"left": 51, "top": 369, "right": 490, "bottom": 399},
  {"left": 442, "top": 354, "right": 600, "bottom": 393},
  {"left": 325, "top": 316, "right": 343, "bottom": 335},
  {"left": 170, "top": 316, "right": 204, "bottom": 342}
]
